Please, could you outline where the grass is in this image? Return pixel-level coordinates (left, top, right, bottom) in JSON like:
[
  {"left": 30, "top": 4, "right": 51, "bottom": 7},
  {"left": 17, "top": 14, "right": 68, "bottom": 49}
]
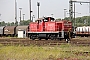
[{"left": 0, "top": 44, "right": 90, "bottom": 60}]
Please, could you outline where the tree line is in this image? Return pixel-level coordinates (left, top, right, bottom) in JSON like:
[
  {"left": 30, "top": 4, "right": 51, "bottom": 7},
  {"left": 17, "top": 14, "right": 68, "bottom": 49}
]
[
  {"left": 0, "top": 19, "right": 32, "bottom": 26},
  {"left": 64, "top": 16, "right": 90, "bottom": 27},
  {"left": 0, "top": 16, "right": 90, "bottom": 27}
]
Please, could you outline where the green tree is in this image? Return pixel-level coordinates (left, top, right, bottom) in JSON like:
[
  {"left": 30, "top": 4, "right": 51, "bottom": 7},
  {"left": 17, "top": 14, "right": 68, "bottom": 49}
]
[
  {"left": 11, "top": 22, "right": 15, "bottom": 26},
  {"left": 55, "top": 18, "right": 61, "bottom": 21},
  {"left": 0, "top": 21, "right": 6, "bottom": 26}
]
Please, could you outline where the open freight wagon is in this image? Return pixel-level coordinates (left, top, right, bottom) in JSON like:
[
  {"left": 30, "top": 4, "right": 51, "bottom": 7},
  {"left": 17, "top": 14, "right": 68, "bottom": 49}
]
[{"left": 28, "top": 17, "right": 75, "bottom": 41}]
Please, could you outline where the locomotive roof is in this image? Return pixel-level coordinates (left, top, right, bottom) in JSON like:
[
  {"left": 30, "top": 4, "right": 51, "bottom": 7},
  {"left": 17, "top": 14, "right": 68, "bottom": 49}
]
[
  {"left": 37, "top": 17, "right": 55, "bottom": 20},
  {"left": 44, "top": 17, "right": 55, "bottom": 19},
  {"left": 37, "top": 18, "right": 43, "bottom": 20}
]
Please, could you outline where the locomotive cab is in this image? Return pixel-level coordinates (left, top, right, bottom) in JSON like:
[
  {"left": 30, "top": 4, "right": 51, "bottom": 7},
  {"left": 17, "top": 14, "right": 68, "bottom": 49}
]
[{"left": 36, "top": 17, "right": 55, "bottom": 32}]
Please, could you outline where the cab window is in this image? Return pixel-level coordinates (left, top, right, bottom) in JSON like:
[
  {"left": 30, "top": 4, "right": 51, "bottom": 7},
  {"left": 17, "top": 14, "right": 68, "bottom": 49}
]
[
  {"left": 44, "top": 19, "right": 48, "bottom": 22},
  {"left": 51, "top": 19, "right": 54, "bottom": 22},
  {"left": 39, "top": 20, "right": 42, "bottom": 23}
]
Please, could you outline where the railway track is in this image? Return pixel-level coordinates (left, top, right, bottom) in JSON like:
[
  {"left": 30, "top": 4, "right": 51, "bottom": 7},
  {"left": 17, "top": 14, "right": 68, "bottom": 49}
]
[
  {"left": 0, "top": 40, "right": 66, "bottom": 46},
  {"left": 0, "top": 37, "right": 90, "bottom": 46}
]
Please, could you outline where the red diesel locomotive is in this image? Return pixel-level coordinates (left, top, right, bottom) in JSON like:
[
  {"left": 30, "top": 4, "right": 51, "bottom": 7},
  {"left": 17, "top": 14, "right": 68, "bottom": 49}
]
[{"left": 28, "top": 17, "right": 74, "bottom": 41}]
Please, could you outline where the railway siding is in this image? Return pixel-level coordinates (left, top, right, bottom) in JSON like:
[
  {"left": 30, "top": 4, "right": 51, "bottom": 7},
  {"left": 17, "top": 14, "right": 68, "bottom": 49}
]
[{"left": 0, "top": 37, "right": 90, "bottom": 46}]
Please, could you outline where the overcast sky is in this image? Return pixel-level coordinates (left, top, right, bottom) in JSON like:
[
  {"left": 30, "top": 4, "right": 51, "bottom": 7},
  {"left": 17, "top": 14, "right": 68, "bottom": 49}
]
[{"left": 0, "top": 0, "right": 90, "bottom": 22}]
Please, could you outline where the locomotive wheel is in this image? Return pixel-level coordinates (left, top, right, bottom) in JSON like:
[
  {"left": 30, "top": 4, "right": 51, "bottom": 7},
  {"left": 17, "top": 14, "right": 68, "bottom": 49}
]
[
  {"left": 32, "top": 37, "right": 35, "bottom": 40},
  {"left": 31, "top": 36, "right": 35, "bottom": 40},
  {"left": 50, "top": 35, "right": 54, "bottom": 40},
  {"left": 85, "top": 35, "right": 88, "bottom": 37},
  {"left": 39, "top": 38, "right": 41, "bottom": 40},
  {"left": 58, "top": 38, "right": 61, "bottom": 41},
  {"left": 45, "top": 38, "right": 48, "bottom": 40},
  {"left": 51, "top": 38, "right": 54, "bottom": 40}
]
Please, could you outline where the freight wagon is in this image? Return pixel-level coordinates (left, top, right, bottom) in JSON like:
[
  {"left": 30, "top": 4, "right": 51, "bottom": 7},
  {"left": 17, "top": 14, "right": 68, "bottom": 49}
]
[
  {"left": 28, "top": 17, "right": 75, "bottom": 41},
  {"left": 0, "top": 26, "right": 29, "bottom": 37},
  {"left": 76, "top": 26, "right": 90, "bottom": 37},
  {"left": 16, "top": 26, "right": 29, "bottom": 37},
  {"left": 4, "top": 26, "right": 17, "bottom": 37}
]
